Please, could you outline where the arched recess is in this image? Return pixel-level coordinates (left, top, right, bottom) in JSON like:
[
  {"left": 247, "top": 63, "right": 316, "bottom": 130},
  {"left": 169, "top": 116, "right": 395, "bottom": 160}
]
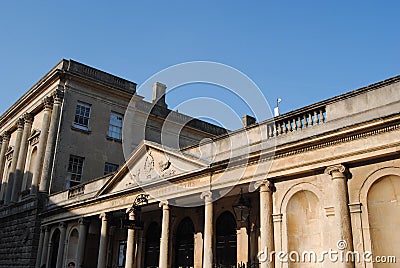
[
  {"left": 24, "top": 146, "right": 37, "bottom": 191},
  {"left": 174, "top": 217, "right": 195, "bottom": 268},
  {"left": 286, "top": 190, "right": 322, "bottom": 268},
  {"left": 366, "top": 174, "right": 400, "bottom": 267},
  {"left": 144, "top": 222, "right": 161, "bottom": 268},
  {"left": 358, "top": 167, "right": 400, "bottom": 261},
  {"left": 49, "top": 228, "right": 61, "bottom": 268},
  {"left": 66, "top": 228, "right": 79, "bottom": 265},
  {"left": 216, "top": 211, "right": 237, "bottom": 267}
]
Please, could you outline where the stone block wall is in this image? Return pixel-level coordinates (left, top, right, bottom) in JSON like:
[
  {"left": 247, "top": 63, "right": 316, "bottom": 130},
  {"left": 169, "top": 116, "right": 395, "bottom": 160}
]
[{"left": 0, "top": 197, "right": 41, "bottom": 268}]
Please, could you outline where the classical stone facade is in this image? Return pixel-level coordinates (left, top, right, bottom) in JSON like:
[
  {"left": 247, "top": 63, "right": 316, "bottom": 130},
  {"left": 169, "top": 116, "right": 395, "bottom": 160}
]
[
  {"left": 0, "top": 61, "right": 399, "bottom": 268},
  {"left": 0, "top": 60, "right": 226, "bottom": 268}
]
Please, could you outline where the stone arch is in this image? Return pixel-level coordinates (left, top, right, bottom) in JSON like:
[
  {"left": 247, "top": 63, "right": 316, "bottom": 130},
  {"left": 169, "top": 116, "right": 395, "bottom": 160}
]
[
  {"left": 49, "top": 228, "right": 61, "bottom": 268},
  {"left": 144, "top": 221, "right": 161, "bottom": 268},
  {"left": 359, "top": 167, "right": 400, "bottom": 267},
  {"left": 22, "top": 146, "right": 37, "bottom": 191},
  {"left": 174, "top": 217, "right": 195, "bottom": 268},
  {"left": 66, "top": 227, "right": 79, "bottom": 266},
  {"left": 280, "top": 183, "right": 324, "bottom": 268},
  {"left": 215, "top": 211, "right": 237, "bottom": 267}
]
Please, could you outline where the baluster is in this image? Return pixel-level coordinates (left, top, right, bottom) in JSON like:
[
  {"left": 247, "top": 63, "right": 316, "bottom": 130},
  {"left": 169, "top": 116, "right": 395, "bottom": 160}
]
[
  {"left": 282, "top": 121, "right": 286, "bottom": 134},
  {"left": 272, "top": 123, "right": 277, "bottom": 137},
  {"left": 303, "top": 114, "right": 307, "bottom": 128},
  {"left": 292, "top": 118, "right": 297, "bottom": 131},
  {"left": 319, "top": 109, "right": 325, "bottom": 123},
  {"left": 308, "top": 113, "right": 312, "bottom": 127},
  {"left": 276, "top": 122, "right": 281, "bottom": 135},
  {"left": 268, "top": 124, "right": 272, "bottom": 138},
  {"left": 297, "top": 117, "right": 302, "bottom": 130},
  {"left": 287, "top": 120, "right": 292, "bottom": 132},
  {"left": 313, "top": 110, "right": 318, "bottom": 125}
]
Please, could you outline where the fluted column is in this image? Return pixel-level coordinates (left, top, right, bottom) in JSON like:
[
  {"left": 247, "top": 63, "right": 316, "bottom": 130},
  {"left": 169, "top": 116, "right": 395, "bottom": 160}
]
[
  {"left": 40, "top": 226, "right": 51, "bottom": 267},
  {"left": 4, "top": 118, "right": 24, "bottom": 204},
  {"left": 11, "top": 113, "right": 33, "bottom": 202},
  {"left": 56, "top": 222, "right": 67, "bottom": 268},
  {"left": 0, "top": 132, "right": 10, "bottom": 203},
  {"left": 201, "top": 191, "right": 213, "bottom": 268},
  {"left": 260, "top": 181, "right": 274, "bottom": 268},
  {"left": 39, "top": 89, "right": 63, "bottom": 193},
  {"left": 97, "top": 213, "right": 109, "bottom": 268},
  {"left": 125, "top": 211, "right": 136, "bottom": 268},
  {"left": 325, "top": 165, "right": 354, "bottom": 268},
  {"left": 35, "top": 226, "right": 45, "bottom": 268},
  {"left": 31, "top": 97, "right": 53, "bottom": 194},
  {"left": 159, "top": 201, "right": 170, "bottom": 268},
  {"left": 76, "top": 218, "right": 89, "bottom": 268}
]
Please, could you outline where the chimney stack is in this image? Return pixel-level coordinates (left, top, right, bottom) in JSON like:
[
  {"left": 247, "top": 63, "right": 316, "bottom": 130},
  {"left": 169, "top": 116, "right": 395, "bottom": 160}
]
[
  {"left": 152, "top": 82, "right": 167, "bottom": 108},
  {"left": 242, "top": 115, "right": 256, "bottom": 127}
]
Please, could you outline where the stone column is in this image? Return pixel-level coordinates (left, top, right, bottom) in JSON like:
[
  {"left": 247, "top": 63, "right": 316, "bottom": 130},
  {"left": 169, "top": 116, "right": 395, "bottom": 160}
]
[
  {"left": 260, "top": 181, "right": 274, "bottom": 268},
  {"left": 125, "top": 211, "right": 136, "bottom": 268},
  {"left": 40, "top": 226, "right": 51, "bottom": 267},
  {"left": 159, "top": 201, "right": 170, "bottom": 268},
  {"left": 31, "top": 97, "right": 53, "bottom": 194},
  {"left": 35, "top": 227, "right": 45, "bottom": 268},
  {"left": 4, "top": 118, "right": 24, "bottom": 204},
  {"left": 325, "top": 165, "right": 354, "bottom": 267},
  {"left": 39, "top": 89, "right": 63, "bottom": 193},
  {"left": 136, "top": 232, "right": 144, "bottom": 268},
  {"left": 11, "top": 113, "right": 33, "bottom": 202},
  {"left": 56, "top": 222, "right": 67, "bottom": 268},
  {"left": 76, "top": 218, "right": 89, "bottom": 268},
  {"left": 201, "top": 191, "right": 213, "bottom": 267},
  {"left": 97, "top": 213, "right": 109, "bottom": 268},
  {"left": 0, "top": 132, "right": 10, "bottom": 203}
]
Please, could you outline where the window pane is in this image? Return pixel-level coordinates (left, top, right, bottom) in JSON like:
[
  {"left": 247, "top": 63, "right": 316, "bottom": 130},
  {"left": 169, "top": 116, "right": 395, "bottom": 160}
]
[
  {"left": 73, "top": 102, "right": 91, "bottom": 130},
  {"left": 108, "top": 112, "right": 123, "bottom": 140}
]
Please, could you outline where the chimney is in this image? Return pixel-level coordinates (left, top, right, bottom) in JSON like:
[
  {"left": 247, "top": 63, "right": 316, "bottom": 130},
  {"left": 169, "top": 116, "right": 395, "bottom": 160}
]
[
  {"left": 152, "top": 82, "right": 167, "bottom": 108},
  {"left": 242, "top": 115, "right": 256, "bottom": 127}
]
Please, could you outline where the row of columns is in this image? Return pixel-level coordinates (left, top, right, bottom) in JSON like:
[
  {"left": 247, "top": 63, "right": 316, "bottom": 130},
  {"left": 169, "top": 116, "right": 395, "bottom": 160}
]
[
  {"left": 35, "top": 164, "right": 354, "bottom": 268},
  {"left": 36, "top": 218, "right": 89, "bottom": 268},
  {"left": 0, "top": 89, "right": 63, "bottom": 204}
]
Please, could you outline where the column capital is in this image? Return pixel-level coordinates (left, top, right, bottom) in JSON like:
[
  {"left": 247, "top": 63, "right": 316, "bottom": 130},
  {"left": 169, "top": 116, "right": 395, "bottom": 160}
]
[
  {"left": 16, "top": 118, "right": 25, "bottom": 129},
  {"left": 1, "top": 131, "right": 10, "bottom": 142},
  {"left": 99, "top": 212, "right": 110, "bottom": 220},
  {"left": 1, "top": 130, "right": 11, "bottom": 142},
  {"left": 325, "top": 164, "right": 346, "bottom": 179},
  {"left": 78, "top": 217, "right": 90, "bottom": 225},
  {"left": 42, "top": 96, "right": 54, "bottom": 110},
  {"left": 159, "top": 201, "right": 169, "bottom": 209},
  {"left": 59, "top": 222, "right": 67, "bottom": 229},
  {"left": 23, "top": 113, "right": 34, "bottom": 124},
  {"left": 52, "top": 88, "right": 64, "bottom": 104},
  {"left": 200, "top": 191, "right": 213, "bottom": 203},
  {"left": 259, "top": 180, "right": 275, "bottom": 192}
]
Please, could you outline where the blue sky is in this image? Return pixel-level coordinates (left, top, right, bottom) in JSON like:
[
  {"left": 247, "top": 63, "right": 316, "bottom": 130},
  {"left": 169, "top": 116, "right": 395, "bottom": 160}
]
[{"left": 0, "top": 1, "right": 399, "bottom": 129}]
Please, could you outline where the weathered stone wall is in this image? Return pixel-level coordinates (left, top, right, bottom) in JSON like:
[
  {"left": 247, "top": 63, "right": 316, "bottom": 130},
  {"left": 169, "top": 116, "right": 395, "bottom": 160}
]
[{"left": 0, "top": 197, "right": 41, "bottom": 268}]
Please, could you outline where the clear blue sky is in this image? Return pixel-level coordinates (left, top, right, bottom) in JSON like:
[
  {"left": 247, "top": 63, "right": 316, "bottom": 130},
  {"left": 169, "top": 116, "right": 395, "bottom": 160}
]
[{"left": 0, "top": 1, "right": 399, "bottom": 129}]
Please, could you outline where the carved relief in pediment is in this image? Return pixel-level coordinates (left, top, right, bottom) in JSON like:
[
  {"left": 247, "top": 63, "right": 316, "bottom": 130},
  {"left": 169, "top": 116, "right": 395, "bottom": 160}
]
[{"left": 130, "top": 150, "right": 176, "bottom": 184}]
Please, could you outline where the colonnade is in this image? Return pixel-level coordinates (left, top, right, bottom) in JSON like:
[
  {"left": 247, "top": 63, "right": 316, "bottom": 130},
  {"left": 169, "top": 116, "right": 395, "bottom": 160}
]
[
  {"left": 35, "top": 164, "right": 354, "bottom": 268},
  {"left": 0, "top": 88, "right": 63, "bottom": 204}
]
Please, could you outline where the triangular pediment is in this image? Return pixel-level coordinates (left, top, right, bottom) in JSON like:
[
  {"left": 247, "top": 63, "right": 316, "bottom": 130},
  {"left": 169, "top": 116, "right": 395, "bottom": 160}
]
[{"left": 96, "top": 141, "right": 208, "bottom": 197}]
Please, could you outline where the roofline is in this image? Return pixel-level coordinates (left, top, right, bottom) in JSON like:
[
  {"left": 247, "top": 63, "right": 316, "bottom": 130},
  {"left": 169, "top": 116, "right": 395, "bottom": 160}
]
[
  {"left": 182, "top": 74, "right": 400, "bottom": 150},
  {"left": 0, "top": 59, "right": 137, "bottom": 128}
]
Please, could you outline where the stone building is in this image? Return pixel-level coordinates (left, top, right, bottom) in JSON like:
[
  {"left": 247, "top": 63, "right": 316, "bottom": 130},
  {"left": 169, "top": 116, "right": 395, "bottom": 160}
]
[
  {"left": 0, "top": 59, "right": 226, "bottom": 268},
  {"left": 0, "top": 61, "right": 399, "bottom": 268}
]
